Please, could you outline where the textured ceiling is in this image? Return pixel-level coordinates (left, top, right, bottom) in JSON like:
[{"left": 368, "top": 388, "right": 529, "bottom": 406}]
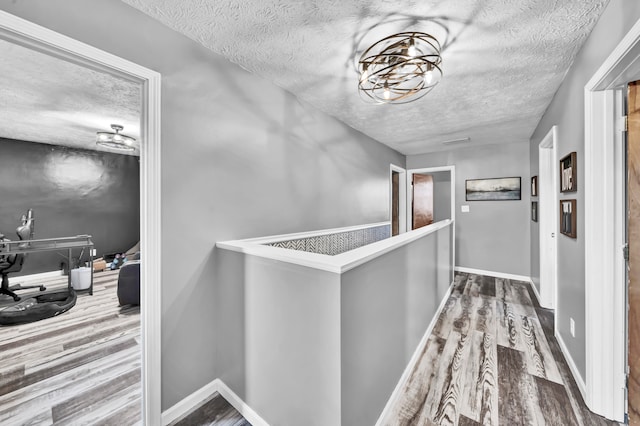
[
  {"left": 0, "top": 39, "right": 141, "bottom": 155},
  {"left": 120, "top": 0, "right": 608, "bottom": 155}
]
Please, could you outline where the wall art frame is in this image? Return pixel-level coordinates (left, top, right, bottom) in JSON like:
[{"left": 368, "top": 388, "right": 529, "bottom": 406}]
[
  {"left": 560, "top": 199, "right": 577, "bottom": 238},
  {"left": 465, "top": 177, "right": 521, "bottom": 201},
  {"left": 560, "top": 152, "right": 577, "bottom": 192}
]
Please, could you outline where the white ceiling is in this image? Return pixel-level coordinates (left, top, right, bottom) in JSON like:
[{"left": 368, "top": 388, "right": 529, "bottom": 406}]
[
  {"left": 0, "top": 39, "right": 141, "bottom": 155},
  {"left": 0, "top": 1, "right": 608, "bottom": 156},
  {"left": 120, "top": 0, "right": 608, "bottom": 155}
]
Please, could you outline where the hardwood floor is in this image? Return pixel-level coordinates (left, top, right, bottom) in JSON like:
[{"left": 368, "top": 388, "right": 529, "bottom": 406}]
[
  {"left": 0, "top": 269, "right": 141, "bottom": 425},
  {"left": 381, "top": 273, "right": 618, "bottom": 426},
  {"left": 168, "top": 392, "right": 251, "bottom": 426}
]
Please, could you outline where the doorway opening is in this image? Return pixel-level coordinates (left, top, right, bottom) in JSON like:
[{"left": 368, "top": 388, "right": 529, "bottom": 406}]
[
  {"left": 627, "top": 80, "right": 640, "bottom": 425},
  {"left": 0, "top": 10, "right": 162, "bottom": 424},
  {"left": 538, "top": 126, "right": 558, "bottom": 310},
  {"left": 584, "top": 17, "right": 640, "bottom": 422},
  {"left": 412, "top": 173, "right": 434, "bottom": 230},
  {"left": 390, "top": 164, "right": 407, "bottom": 235},
  {"left": 406, "top": 166, "right": 456, "bottom": 264}
]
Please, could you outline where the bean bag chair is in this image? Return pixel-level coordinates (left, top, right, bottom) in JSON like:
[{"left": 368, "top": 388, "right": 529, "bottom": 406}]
[{"left": 0, "top": 288, "right": 76, "bottom": 325}]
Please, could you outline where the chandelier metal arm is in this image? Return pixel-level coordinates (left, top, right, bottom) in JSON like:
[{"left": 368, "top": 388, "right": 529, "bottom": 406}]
[{"left": 357, "top": 31, "right": 443, "bottom": 104}]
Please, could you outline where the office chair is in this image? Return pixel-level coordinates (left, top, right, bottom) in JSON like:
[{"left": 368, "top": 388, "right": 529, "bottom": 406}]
[{"left": 0, "top": 209, "right": 45, "bottom": 302}]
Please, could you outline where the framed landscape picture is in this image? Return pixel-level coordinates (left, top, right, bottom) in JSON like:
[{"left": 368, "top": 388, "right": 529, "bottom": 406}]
[
  {"left": 531, "top": 176, "right": 538, "bottom": 197},
  {"left": 532, "top": 201, "right": 538, "bottom": 222},
  {"left": 560, "top": 199, "right": 577, "bottom": 238},
  {"left": 465, "top": 177, "right": 521, "bottom": 201},
  {"left": 560, "top": 152, "right": 577, "bottom": 192}
]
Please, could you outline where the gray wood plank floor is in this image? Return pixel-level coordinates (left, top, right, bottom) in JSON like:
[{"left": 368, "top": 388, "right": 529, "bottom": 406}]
[
  {"left": 168, "top": 392, "right": 251, "bottom": 426},
  {"left": 0, "top": 269, "right": 141, "bottom": 425},
  {"left": 381, "top": 272, "right": 618, "bottom": 426}
]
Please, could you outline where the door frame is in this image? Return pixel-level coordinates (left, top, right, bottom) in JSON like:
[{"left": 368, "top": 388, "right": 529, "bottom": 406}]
[
  {"left": 584, "top": 17, "right": 640, "bottom": 421},
  {"left": 407, "top": 166, "right": 456, "bottom": 267},
  {"left": 390, "top": 164, "right": 407, "bottom": 234},
  {"left": 538, "top": 126, "right": 558, "bottom": 310},
  {"left": 0, "top": 11, "right": 163, "bottom": 424}
]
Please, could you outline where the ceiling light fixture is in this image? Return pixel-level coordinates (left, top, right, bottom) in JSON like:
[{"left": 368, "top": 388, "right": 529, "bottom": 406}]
[
  {"left": 96, "top": 124, "right": 136, "bottom": 152},
  {"left": 358, "top": 32, "right": 443, "bottom": 104}
]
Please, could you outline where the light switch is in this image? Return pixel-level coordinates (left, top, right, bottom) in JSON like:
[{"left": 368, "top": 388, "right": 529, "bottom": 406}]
[{"left": 461, "top": 205, "right": 470, "bottom": 213}]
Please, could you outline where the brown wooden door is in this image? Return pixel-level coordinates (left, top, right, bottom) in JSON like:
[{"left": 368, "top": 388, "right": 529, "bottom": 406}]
[
  {"left": 412, "top": 174, "right": 433, "bottom": 230},
  {"left": 629, "top": 80, "right": 640, "bottom": 424},
  {"left": 392, "top": 171, "right": 400, "bottom": 236}
]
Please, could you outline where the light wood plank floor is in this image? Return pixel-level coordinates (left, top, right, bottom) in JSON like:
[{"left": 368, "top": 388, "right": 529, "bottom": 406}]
[
  {"left": 381, "top": 272, "right": 618, "bottom": 426},
  {"left": 0, "top": 269, "right": 141, "bottom": 425}
]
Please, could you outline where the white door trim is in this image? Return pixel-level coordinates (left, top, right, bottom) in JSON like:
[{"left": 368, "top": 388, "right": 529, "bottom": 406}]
[
  {"left": 538, "top": 126, "right": 558, "bottom": 309},
  {"left": 390, "top": 164, "right": 407, "bottom": 234},
  {"left": 407, "top": 166, "right": 456, "bottom": 268},
  {"left": 0, "top": 11, "right": 163, "bottom": 425},
  {"left": 584, "top": 16, "right": 640, "bottom": 422}
]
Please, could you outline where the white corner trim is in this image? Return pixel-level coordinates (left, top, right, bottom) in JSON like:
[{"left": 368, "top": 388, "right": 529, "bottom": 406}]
[
  {"left": 216, "top": 379, "right": 270, "bottom": 426},
  {"left": 8, "top": 270, "right": 62, "bottom": 284},
  {"left": 556, "top": 330, "right": 587, "bottom": 401},
  {"left": 162, "top": 379, "right": 269, "bottom": 426},
  {"left": 454, "top": 266, "right": 531, "bottom": 283},
  {"left": 375, "top": 281, "right": 455, "bottom": 426},
  {"left": 528, "top": 277, "right": 542, "bottom": 306},
  {"left": 162, "top": 380, "right": 220, "bottom": 425}
]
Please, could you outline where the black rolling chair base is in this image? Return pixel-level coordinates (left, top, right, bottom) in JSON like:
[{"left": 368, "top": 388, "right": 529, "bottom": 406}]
[
  {"left": 10, "top": 283, "right": 46, "bottom": 292},
  {"left": 0, "top": 287, "right": 20, "bottom": 302}
]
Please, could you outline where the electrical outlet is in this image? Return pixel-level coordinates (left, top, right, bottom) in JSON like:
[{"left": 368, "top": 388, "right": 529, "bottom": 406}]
[
  {"left": 91, "top": 249, "right": 96, "bottom": 256},
  {"left": 570, "top": 318, "right": 575, "bottom": 337}
]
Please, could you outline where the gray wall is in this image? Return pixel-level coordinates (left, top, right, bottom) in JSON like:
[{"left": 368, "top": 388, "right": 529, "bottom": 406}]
[
  {"left": 431, "top": 170, "right": 452, "bottom": 222},
  {"left": 529, "top": 0, "right": 640, "bottom": 379},
  {"left": 0, "top": 0, "right": 406, "bottom": 409},
  {"left": 244, "top": 255, "right": 342, "bottom": 426},
  {"left": 341, "top": 224, "right": 451, "bottom": 426},
  {"left": 0, "top": 138, "right": 139, "bottom": 275},
  {"left": 408, "top": 143, "right": 530, "bottom": 276}
]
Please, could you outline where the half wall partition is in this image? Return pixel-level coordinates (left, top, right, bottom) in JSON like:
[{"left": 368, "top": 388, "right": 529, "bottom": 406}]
[{"left": 217, "top": 219, "right": 454, "bottom": 426}]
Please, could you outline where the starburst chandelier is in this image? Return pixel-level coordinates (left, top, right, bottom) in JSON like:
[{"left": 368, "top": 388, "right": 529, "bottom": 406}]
[{"left": 358, "top": 32, "right": 443, "bottom": 104}]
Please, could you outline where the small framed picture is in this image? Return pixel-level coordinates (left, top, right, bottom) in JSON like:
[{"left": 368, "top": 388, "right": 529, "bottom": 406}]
[
  {"left": 531, "top": 176, "right": 538, "bottom": 197},
  {"left": 560, "top": 152, "right": 577, "bottom": 193},
  {"left": 532, "top": 201, "right": 538, "bottom": 222},
  {"left": 560, "top": 199, "right": 577, "bottom": 238}
]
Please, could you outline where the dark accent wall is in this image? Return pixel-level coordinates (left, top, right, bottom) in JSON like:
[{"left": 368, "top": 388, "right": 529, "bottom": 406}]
[{"left": 0, "top": 137, "right": 140, "bottom": 275}]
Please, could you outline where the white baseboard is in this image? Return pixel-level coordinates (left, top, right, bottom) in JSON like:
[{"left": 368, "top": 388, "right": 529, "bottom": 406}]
[
  {"left": 375, "top": 281, "right": 455, "bottom": 426},
  {"left": 161, "top": 380, "right": 219, "bottom": 425},
  {"left": 162, "top": 378, "right": 269, "bottom": 426},
  {"left": 8, "top": 270, "right": 62, "bottom": 284},
  {"left": 454, "top": 266, "right": 531, "bottom": 283},
  {"left": 528, "top": 278, "right": 542, "bottom": 306},
  {"left": 556, "top": 330, "right": 587, "bottom": 401},
  {"left": 216, "top": 379, "right": 269, "bottom": 426}
]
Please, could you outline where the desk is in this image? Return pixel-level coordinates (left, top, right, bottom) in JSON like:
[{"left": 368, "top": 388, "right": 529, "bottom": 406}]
[{"left": 0, "top": 235, "right": 95, "bottom": 294}]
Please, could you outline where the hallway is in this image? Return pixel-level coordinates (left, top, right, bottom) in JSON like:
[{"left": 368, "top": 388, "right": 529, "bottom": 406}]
[{"left": 382, "top": 273, "right": 616, "bottom": 425}]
